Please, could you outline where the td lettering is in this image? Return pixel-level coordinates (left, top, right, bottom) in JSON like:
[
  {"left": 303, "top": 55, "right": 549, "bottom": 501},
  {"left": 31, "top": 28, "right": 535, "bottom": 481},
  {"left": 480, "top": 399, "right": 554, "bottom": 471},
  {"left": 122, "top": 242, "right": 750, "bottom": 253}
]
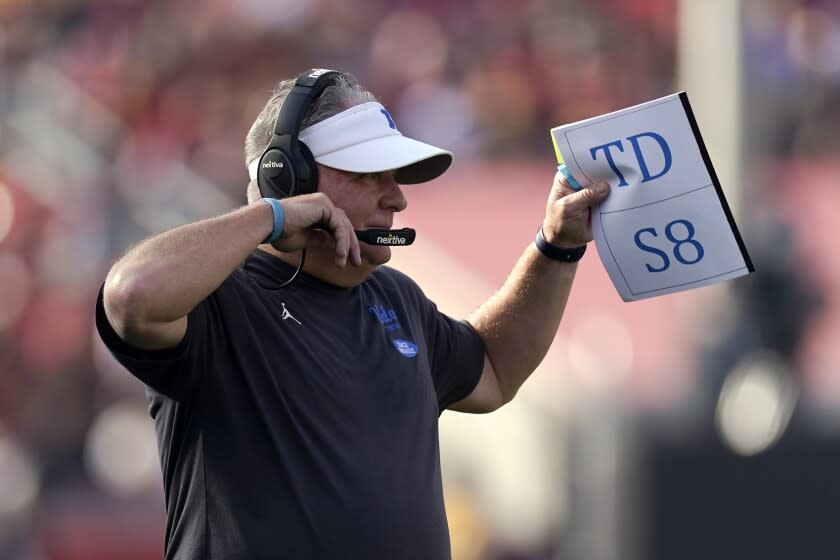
[{"left": 589, "top": 132, "right": 672, "bottom": 187}]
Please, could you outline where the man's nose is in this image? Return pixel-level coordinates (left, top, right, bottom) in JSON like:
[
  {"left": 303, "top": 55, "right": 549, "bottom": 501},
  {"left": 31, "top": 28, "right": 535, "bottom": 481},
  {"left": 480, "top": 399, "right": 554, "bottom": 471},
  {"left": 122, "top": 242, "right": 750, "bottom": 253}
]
[{"left": 381, "top": 174, "right": 408, "bottom": 212}]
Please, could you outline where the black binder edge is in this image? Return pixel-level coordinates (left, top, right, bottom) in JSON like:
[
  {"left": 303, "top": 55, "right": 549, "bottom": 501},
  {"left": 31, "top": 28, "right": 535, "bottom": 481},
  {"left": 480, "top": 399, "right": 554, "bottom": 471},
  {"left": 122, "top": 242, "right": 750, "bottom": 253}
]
[{"left": 679, "top": 91, "right": 755, "bottom": 272}]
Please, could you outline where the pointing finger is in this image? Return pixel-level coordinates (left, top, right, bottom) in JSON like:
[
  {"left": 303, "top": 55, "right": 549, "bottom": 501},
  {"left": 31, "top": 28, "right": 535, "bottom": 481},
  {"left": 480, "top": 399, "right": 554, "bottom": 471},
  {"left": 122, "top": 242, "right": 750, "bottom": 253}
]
[
  {"left": 349, "top": 229, "right": 361, "bottom": 266},
  {"left": 325, "top": 208, "right": 350, "bottom": 267}
]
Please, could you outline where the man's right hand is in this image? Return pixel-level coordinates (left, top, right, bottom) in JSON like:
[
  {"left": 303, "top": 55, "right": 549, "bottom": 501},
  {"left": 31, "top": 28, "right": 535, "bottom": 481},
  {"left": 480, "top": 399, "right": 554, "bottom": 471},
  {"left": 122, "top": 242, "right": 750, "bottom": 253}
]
[{"left": 268, "top": 193, "right": 362, "bottom": 268}]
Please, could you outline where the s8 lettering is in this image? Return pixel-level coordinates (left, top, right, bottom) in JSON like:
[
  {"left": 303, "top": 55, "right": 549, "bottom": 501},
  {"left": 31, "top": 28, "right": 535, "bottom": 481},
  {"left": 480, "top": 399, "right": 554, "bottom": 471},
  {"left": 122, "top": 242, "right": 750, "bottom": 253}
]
[{"left": 633, "top": 219, "right": 705, "bottom": 273}]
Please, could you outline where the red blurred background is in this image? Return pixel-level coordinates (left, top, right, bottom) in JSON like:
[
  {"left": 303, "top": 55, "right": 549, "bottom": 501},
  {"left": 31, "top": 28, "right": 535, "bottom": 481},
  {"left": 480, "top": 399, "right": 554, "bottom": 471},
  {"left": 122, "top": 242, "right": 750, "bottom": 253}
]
[{"left": 1, "top": 0, "right": 840, "bottom": 558}]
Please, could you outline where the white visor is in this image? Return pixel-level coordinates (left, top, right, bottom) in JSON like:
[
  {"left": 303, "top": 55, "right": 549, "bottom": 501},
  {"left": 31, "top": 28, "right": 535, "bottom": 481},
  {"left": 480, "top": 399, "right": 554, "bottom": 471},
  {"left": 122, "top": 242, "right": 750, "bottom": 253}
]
[{"left": 248, "top": 102, "right": 452, "bottom": 184}]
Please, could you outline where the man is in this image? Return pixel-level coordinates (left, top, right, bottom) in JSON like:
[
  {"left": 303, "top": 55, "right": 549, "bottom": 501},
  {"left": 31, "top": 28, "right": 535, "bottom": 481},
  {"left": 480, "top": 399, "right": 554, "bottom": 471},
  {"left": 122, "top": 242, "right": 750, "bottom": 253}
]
[{"left": 96, "top": 71, "right": 609, "bottom": 559}]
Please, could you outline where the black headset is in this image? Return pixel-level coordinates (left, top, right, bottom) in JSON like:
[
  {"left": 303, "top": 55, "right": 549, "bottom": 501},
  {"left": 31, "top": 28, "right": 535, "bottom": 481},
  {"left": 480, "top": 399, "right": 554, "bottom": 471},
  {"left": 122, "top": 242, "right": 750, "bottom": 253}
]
[{"left": 256, "top": 68, "right": 342, "bottom": 199}]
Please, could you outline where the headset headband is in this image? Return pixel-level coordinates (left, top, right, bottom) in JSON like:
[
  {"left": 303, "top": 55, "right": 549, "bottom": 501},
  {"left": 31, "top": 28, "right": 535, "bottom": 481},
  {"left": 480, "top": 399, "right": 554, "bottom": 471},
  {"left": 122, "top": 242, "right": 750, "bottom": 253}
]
[
  {"left": 273, "top": 69, "right": 341, "bottom": 144},
  {"left": 256, "top": 68, "right": 341, "bottom": 199}
]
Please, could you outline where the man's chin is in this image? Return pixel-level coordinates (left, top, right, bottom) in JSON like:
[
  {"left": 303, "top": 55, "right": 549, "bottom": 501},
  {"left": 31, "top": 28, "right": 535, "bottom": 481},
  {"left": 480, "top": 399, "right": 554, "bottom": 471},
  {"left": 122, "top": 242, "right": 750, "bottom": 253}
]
[{"left": 362, "top": 245, "right": 392, "bottom": 266}]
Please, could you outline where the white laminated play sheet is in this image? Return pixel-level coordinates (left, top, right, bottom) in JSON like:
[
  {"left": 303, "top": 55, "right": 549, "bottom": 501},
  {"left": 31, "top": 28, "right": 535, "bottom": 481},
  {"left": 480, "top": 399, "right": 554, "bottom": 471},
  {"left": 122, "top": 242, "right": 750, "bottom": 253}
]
[{"left": 550, "top": 92, "right": 754, "bottom": 302}]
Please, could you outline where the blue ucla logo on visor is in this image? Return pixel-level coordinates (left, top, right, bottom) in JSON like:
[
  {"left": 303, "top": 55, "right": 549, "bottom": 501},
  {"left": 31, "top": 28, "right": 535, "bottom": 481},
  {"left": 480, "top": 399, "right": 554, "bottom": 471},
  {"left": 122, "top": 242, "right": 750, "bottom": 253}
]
[
  {"left": 380, "top": 108, "right": 397, "bottom": 129},
  {"left": 392, "top": 338, "right": 418, "bottom": 358}
]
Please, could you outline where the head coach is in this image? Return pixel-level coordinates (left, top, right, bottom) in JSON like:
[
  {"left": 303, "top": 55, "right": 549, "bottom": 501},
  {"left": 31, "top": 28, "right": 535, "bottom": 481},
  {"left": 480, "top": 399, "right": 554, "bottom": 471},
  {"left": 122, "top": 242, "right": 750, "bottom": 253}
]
[{"left": 95, "top": 69, "right": 610, "bottom": 559}]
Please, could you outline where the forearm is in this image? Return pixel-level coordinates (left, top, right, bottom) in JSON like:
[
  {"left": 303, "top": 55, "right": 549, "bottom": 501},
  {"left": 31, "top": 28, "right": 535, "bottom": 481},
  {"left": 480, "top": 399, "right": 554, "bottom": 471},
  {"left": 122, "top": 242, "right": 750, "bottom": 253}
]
[
  {"left": 468, "top": 244, "right": 578, "bottom": 401},
  {"left": 105, "top": 202, "right": 272, "bottom": 324}
]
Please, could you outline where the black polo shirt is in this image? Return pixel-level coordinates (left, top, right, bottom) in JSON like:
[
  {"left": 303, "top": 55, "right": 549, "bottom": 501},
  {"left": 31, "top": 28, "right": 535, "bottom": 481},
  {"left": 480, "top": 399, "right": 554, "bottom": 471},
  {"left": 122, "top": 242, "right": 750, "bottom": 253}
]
[{"left": 95, "top": 249, "right": 485, "bottom": 559}]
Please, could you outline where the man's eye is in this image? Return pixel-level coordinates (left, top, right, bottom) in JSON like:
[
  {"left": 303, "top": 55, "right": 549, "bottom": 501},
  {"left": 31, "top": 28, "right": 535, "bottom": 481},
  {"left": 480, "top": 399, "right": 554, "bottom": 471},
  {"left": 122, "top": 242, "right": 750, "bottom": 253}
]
[{"left": 357, "top": 173, "right": 379, "bottom": 182}]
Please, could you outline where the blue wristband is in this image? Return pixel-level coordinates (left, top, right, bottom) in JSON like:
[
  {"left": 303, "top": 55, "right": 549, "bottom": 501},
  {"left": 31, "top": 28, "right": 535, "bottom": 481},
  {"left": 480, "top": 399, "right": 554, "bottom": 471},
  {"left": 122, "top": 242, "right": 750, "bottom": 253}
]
[{"left": 261, "top": 197, "right": 284, "bottom": 244}]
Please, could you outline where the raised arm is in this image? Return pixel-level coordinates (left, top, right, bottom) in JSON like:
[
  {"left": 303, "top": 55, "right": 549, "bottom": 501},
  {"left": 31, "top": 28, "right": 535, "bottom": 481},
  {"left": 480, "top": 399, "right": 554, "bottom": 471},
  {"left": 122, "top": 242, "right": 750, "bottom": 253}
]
[
  {"left": 103, "top": 193, "right": 361, "bottom": 350},
  {"left": 450, "top": 173, "right": 610, "bottom": 413}
]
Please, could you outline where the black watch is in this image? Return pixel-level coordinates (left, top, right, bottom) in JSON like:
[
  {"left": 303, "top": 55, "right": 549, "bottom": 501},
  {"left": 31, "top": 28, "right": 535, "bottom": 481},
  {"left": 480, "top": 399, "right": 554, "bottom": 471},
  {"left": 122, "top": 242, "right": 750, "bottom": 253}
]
[{"left": 535, "top": 227, "right": 587, "bottom": 263}]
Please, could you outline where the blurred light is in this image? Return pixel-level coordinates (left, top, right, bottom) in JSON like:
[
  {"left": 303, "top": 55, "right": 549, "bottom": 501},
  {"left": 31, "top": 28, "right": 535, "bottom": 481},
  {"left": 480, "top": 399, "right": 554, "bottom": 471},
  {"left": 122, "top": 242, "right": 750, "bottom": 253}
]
[
  {"left": 0, "top": 181, "right": 13, "bottom": 244},
  {"left": 465, "top": 69, "right": 538, "bottom": 142},
  {"left": 0, "top": 433, "right": 39, "bottom": 530},
  {"left": 529, "top": 14, "right": 599, "bottom": 58},
  {"left": 397, "top": 82, "right": 478, "bottom": 157},
  {"left": 441, "top": 403, "right": 562, "bottom": 551},
  {"left": 445, "top": 484, "right": 488, "bottom": 560},
  {"left": 787, "top": 7, "right": 840, "bottom": 77},
  {"left": 681, "top": 284, "right": 737, "bottom": 348},
  {"left": 716, "top": 352, "right": 797, "bottom": 456},
  {"left": 84, "top": 403, "right": 159, "bottom": 496},
  {"left": 370, "top": 11, "right": 448, "bottom": 82},
  {"left": 0, "top": 252, "right": 30, "bottom": 330},
  {"left": 518, "top": 342, "right": 578, "bottom": 418},
  {"left": 5, "top": 109, "right": 105, "bottom": 202},
  {"left": 19, "top": 294, "right": 88, "bottom": 375},
  {"left": 235, "top": 0, "right": 319, "bottom": 30},
  {"left": 36, "top": 218, "right": 107, "bottom": 292},
  {"left": 566, "top": 315, "right": 634, "bottom": 392}
]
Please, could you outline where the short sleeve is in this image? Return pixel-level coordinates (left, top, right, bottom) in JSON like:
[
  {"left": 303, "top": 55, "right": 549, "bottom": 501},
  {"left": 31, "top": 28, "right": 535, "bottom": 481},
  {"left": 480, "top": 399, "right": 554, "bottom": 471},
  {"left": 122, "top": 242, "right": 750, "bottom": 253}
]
[
  {"left": 419, "top": 297, "right": 485, "bottom": 413},
  {"left": 95, "top": 284, "right": 214, "bottom": 401}
]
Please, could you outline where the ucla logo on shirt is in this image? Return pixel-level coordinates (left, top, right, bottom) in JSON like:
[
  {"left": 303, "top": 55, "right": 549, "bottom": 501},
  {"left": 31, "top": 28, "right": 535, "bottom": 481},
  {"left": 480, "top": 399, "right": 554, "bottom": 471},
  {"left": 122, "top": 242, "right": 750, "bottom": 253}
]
[
  {"left": 392, "top": 339, "right": 418, "bottom": 358},
  {"left": 368, "top": 304, "right": 401, "bottom": 332}
]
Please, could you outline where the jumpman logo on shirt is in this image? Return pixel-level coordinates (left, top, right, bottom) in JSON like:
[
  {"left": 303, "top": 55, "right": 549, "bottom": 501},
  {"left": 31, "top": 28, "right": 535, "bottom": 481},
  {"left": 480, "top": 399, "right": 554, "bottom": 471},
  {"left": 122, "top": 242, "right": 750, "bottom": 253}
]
[{"left": 281, "top": 302, "right": 301, "bottom": 325}]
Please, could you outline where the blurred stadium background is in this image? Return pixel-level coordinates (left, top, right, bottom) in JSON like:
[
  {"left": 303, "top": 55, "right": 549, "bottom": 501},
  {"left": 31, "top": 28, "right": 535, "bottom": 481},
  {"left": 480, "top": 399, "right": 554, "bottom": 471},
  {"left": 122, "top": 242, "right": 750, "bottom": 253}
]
[{"left": 1, "top": 0, "right": 840, "bottom": 558}]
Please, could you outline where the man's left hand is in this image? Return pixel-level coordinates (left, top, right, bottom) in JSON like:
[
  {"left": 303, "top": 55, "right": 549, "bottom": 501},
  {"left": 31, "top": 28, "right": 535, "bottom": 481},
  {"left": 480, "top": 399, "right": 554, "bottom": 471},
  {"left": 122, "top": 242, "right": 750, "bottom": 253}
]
[{"left": 542, "top": 171, "right": 610, "bottom": 248}]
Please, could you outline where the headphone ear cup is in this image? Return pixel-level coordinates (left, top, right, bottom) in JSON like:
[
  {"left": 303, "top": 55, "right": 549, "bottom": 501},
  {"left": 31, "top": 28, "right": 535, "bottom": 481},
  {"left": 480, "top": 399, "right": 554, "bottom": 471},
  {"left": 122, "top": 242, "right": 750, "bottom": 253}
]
[
  {"left": 257, "top": 149, "right": 294, "bottom": 199},
  {"left": 295, "top": 141, "right": 319, "bottom": 196}
]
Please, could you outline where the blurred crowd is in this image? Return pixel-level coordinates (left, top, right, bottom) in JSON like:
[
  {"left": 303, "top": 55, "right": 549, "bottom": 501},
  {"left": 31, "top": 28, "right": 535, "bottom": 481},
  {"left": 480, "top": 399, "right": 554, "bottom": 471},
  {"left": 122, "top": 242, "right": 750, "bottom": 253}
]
[{"left": 1, "top": 0, "right": 840, "bottom": 558}]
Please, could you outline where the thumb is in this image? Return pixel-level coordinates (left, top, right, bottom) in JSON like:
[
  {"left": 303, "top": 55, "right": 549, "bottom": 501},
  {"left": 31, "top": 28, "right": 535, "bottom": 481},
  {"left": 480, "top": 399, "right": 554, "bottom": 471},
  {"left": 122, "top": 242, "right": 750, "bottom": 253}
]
[{"left": 563, "top": 180, "right": 610, "bottom": 211}]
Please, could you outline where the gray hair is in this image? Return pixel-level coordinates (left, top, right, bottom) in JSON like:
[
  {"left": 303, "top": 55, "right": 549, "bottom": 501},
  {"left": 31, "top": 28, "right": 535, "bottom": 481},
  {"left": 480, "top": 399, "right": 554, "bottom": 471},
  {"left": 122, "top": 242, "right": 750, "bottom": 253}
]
[{"left": 244, "top": 73, "right": 378, "bottom": 169}]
